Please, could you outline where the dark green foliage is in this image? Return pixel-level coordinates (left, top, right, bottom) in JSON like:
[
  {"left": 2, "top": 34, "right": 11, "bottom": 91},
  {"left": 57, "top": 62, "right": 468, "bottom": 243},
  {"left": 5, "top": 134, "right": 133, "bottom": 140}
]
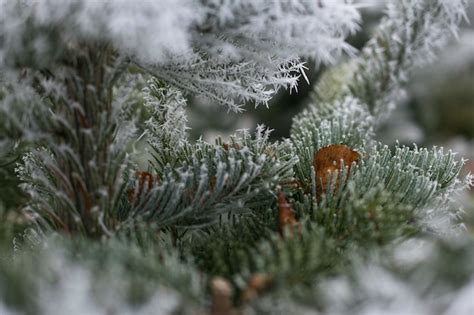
[{"left": 187, "top": 214, "right": 275, "bottom": 278}]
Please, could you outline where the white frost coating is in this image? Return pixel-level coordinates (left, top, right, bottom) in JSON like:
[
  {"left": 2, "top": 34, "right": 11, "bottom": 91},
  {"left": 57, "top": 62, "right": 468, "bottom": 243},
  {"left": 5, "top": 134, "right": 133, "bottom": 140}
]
[
  {"left": 443, "top": 280, "right": 474, "bottom": 315},
  {"left": 0, "top": 0, "right": 361, "bottom": 111},
  {"left": 133, "top": 289, "right": 181, "bottom": 315},
  {"left": 347, "top": 0, "right": 468, "bottom": 122},
  {"left": 76, "top": 0, "right": 198, "bottom": 64},
  {"left": 0, "top": 0, "right": 199, "bottom": 65},
  {"left": 321, "top": 237, "right": 474, "bottom": 315},
  {"left": 0, "top": 0, "right": 360, "bottom": 65},
  {"left": 393, "top": 238, "right": 433, "bottom": 267},
  {"left": 39, "top": 255, "right": 102, "bottom": 315},
  {"left": 200, "top": 0, "right": 360, "bottom": 63},
  {"left": 144, "top": 79, "right": 190, "bottom": 152},
  {"left": 0, "top": 302, "right": 15, "bottom": 315},
  {"left": 22, "top": 248, "right": 184, "bottom": 315},
  {"left": 355, "top": 266, "right": 430, "bottom": 315}
]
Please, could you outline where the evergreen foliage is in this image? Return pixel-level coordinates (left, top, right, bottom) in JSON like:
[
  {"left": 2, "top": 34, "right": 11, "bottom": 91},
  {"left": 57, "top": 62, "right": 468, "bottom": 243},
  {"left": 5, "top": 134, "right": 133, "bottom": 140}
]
[{"left": 0, "top": 0, "right": 472, "bottom": 314}]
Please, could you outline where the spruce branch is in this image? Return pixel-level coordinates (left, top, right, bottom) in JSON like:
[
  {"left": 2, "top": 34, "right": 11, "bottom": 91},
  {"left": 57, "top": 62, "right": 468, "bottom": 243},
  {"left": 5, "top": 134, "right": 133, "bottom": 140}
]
[
  {"left": 290, "top": 0, "right": 470, "bottom": 234},
  {"left": 14, "top": 45, "right": 135, "bottom": 237},
  {"left": 1, "top": 0, "right": 360, "bottom": 112},
  {"left": 143, "top": 79, "right": 190, "bottom": 155},
  {"left": 126, "top": 121, "right": 298, "bottom": 229},
  {"left": 0, "top": 1, "right": 472, "bottom": 314},
  {"left": 314, "top": 0, "right": 468, "bottom": 122},
  {"left": 318, "top": 236, "right": 474, "bottom": 315},
  {"left": 291, "top": 97, "right": 373, "bottom": 189},
  {"left": 0, "top": 235, "right": 207, "bottom": 315}
]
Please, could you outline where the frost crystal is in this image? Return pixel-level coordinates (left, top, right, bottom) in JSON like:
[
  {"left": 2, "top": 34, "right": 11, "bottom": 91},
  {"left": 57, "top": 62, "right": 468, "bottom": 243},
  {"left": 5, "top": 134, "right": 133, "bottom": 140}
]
[{"left": 1, "top": 0, "right": 360, "bottom": 111}]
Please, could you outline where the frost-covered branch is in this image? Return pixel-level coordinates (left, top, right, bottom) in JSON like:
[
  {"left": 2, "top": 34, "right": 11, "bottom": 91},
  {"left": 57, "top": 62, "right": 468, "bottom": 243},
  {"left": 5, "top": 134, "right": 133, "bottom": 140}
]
[
  {"left": 314, "top": 0, "right": 467, "bottom": 122},
  {"left": 0, "top": 1, "right": 472, "bottom": 314},
  {"left": 0, "top": 0, "right": 360, "bottom": 111},
  {"left": 128, "top": 118, "right": 298, "bottom": 228},
  {"left": 0, "top": 235, "right": 207, "bottom": 315},
  {"left": 289, "top": 0, "right": 471, "bottom": 249},
  {"left": 143, "top": 79, "right": 190, "bottom": 153},
  {"left": 13, "top": 45, "right": 134, "bottom": 237}
]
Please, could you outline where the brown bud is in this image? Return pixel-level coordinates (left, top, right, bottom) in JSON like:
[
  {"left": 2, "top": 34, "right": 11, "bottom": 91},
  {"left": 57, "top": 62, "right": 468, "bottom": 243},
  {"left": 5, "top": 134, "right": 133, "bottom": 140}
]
[
  {"left": 127, "top": 171, "right": 156, "bottom": 204},
  {"left": 313, "top": 144, "right": 360, "bottom": 201},
  {"left": 210, "top": 277, "right": 238, "bottom": 315},
  {"left": 209, "top": 176, "right": 217, "bottom": 192},
  {"left": 222, "top": 143, "right": 241, "bottom": 151},
  {"left": 277, "top": 191, "right": 301, "bottom": 236},
  {"left": 241, "top": 273, "right": 274, "bottom": 303}
]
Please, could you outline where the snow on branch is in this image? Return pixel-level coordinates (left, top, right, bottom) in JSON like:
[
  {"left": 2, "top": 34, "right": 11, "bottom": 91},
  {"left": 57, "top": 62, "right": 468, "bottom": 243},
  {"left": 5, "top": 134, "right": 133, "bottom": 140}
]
[
  {"left": 143, "top": 79, "right": 190, "bottom": 153},
  {"left": 127, "top": 125, "right": 298, "bottom": 228},
  {"left": 0, "top": 0, "right": 360, "bottom": 111},
  {"left": 314, "top": 0, "right": 468, "bottom": 122},
  {"left": 197, "top": 0, "right": 360, "bottom": 63}
]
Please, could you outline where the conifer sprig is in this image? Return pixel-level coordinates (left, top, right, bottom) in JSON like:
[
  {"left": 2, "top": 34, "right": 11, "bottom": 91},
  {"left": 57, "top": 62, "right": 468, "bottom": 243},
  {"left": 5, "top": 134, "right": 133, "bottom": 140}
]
[{"left": 0, "top": 1, "right": 472, "bottom": 314}]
